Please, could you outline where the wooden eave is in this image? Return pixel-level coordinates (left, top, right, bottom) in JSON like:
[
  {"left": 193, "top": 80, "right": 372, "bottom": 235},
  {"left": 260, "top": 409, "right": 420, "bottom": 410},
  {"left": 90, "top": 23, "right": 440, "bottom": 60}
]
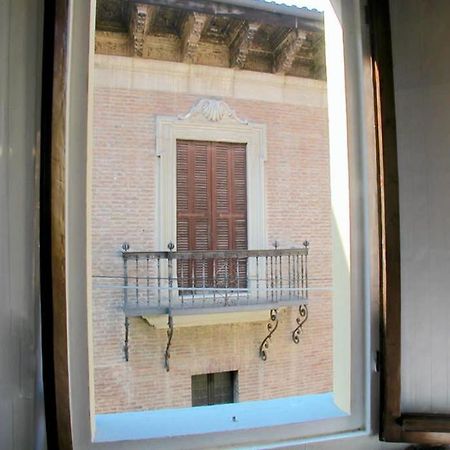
[{"left": 95, "top": 0, "right": 326, "bottom": 79}]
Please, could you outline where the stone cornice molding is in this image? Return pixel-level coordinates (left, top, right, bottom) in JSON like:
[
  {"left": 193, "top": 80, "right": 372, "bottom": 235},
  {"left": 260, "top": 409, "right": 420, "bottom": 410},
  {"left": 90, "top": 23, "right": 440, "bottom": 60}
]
[{"left": 94, "top": 55, "right": 327, "bottom": 109}]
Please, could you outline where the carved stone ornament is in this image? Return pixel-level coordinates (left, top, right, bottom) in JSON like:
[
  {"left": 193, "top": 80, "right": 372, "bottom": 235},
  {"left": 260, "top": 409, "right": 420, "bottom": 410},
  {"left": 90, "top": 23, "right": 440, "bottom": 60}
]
[{"left": 178, "top": 98, "right": 248, "bottom": 124}]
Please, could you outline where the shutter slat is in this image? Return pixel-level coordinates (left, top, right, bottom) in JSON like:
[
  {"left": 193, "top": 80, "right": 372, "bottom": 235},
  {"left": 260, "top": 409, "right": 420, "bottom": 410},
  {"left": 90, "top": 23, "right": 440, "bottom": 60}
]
[
  {"left": 233, "top": 146, "right": 247, "bottom": 215},
  {"left": 215, "top": 145, "right": 229, "bottom": 213},
  {"left": 194, "top": 147, "right": 208, "bottom": 212},
  {"left": 176, "top": 141, "right": 189, "bottom": 213}
]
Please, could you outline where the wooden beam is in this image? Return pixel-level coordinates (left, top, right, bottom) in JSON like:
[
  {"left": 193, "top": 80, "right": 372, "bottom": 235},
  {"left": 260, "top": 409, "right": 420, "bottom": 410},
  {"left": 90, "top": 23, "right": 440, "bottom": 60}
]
[
  {"left": 273, "top": 29, "right": 307, "bottom": 74},
  {"left": 129, "top": 3, "right": 155, "bottom": 57},
  {"left": 129, "top": 0, "right": 323, "bottom": 32},
  {"left": 181, "top": 12, "right": 208, "bottom": 63},
  {"left": 230, "top": 22, "right": 260, "bottom": 69},
  {"left": 401, "top": 414, "right": 450, "bottom": 433}
]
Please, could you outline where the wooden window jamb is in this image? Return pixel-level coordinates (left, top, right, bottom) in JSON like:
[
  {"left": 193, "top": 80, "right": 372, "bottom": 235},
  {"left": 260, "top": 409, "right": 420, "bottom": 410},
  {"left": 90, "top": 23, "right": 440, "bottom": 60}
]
[
  {"left": 370, "top": 0, "right": 450, "bottom": 444},
  {"left": 41, "top": 0, "right": 73, "bottom": 449}
]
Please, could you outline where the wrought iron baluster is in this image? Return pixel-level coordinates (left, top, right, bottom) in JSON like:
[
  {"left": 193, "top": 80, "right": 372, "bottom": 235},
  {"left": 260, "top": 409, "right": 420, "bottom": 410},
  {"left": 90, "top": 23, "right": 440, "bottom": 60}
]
[
  {"left": 202, "top": 258, "right": 206, "bottom": 304},
  {"left": 256, "top": 256, "right": 260, "bottom": 303},
  {"left": 246, "top": 257, "right": 250, "bottom": 304},
  {"left": 157, "top": 256, "right": 161, "bottom": 307},
  {"left": 135, "top": 256, "right": 139, "bottom": 306},
  {"left": 191, "top": 256, "right": 195, "bottom": 304},
  {"left": 288, "top": 254, "right": 291, "bottom": 301},
  {"left": 213, "top": 259, "right": 216, "bottom": 303},
  {"left": 265, "top": 256, "right": 269, "bottom": 304},
  {"left": 303, "top": 240, "right": 309, "bottom": 300},
  {"left": 291, "top": 253, "right": 295, "bottom": 299},
  {"left": 301, "top": 251, "right": 305, "bottom": 299},
  {"left": 236, "top": 258, "right": 240, "bottom": 305},
  {"left": 225, "top": 258, "right": 229, "bottom": 305},
  {"left": 296, "top": 253, "right": 300, "bottom": 300},
  {"left": 273, "top": 241, "right": 278, "bottom": 302},
  {"left": 275, "top": 256, "right": 278, "bottom": 302},
  {"left": 270, "top": 255, "right": 274, "bottom": 303},
  {"left": 180, "top": 258, "right": 184, "bottom": 306},
  {"left": 146, "top": 255, "right": 150, "bottom": 305},
  {"left": 279, "top": 253, "right": 283, "bottom": 301}
]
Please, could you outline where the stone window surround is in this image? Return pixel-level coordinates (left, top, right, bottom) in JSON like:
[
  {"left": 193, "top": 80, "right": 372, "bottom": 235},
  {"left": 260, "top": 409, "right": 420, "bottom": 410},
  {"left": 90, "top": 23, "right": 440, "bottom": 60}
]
[{"left": 155, "top": 98, "right": 267, "bottom": 252}]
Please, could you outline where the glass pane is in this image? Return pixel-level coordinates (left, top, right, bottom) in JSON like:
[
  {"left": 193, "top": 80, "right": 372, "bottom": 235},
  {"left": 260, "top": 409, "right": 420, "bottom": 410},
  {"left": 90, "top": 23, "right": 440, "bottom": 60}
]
[{"left": 90, "top": 0, "right": 344, "bottom": 437}]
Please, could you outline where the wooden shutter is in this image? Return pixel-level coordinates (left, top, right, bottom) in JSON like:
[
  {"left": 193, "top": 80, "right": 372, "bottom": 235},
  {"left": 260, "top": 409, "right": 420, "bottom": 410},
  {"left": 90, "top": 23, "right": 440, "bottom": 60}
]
[
  {"left": 176, "top": 140, "right": 247, "bottom": 288},
  {"left": 211, "top": 142, "right": 247, "bottom": 287},
  {"left": 176, "top": 140, "right": 209, "bottom": 253},
  {"left": 211, "top": 142, "right": 247, "bottom": 251},
  {"left": 176, "top": 140, "right": 209, "bottom": 288}
]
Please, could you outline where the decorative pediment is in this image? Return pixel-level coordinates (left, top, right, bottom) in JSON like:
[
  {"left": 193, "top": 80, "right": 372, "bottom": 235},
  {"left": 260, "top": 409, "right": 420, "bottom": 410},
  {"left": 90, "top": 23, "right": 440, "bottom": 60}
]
[{"left": 178, "top": 98, "right": 248, "bottom": 124}]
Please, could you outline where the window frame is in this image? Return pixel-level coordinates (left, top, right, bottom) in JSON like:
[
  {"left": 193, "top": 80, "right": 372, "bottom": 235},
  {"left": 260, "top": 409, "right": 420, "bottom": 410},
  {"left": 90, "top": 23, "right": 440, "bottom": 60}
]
[
  {"left": 156, "top": 106, "right": 267, "bottom": 253},
  {"left": 191, "top": 371, "right": 238, "bottom": 407},
  {"left": 43, "top": 0, "right": 384, "bottom": 448}
]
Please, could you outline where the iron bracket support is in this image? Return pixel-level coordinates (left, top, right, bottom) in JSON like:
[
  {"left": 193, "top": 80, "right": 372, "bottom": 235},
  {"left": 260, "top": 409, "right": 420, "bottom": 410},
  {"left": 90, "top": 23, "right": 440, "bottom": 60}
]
[{"left": 259, "top": 308, "right": 279, "bottom": 361}]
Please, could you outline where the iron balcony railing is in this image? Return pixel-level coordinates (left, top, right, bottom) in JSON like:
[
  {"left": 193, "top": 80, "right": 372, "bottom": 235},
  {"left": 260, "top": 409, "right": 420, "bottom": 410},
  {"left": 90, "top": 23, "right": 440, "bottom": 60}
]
[
  {"left": 121, "top": 241, "right": 310, "bottom": 316},
  {"left": 111, "top": 241, "right": 312, "bottom": 369}
]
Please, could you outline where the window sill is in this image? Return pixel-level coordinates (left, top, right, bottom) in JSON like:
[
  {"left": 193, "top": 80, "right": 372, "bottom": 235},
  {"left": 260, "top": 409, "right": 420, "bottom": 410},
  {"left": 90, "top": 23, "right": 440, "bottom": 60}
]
[{"left": 95, "top": 392, "right": 346, "bottom": 442}]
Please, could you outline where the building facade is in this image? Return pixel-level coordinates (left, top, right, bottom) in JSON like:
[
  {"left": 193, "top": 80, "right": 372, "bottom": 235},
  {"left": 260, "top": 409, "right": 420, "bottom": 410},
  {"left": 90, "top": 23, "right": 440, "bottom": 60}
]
[{"left": 91, "top": 0, "right": 333, "bottom": 413}]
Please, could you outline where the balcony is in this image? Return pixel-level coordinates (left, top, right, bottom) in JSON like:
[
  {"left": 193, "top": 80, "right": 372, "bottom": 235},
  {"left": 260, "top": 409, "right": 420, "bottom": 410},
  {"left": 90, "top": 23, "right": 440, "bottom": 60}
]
[
  {"left": 122, "top": 242, "right": 309, "bottom": 313},
  {"left": 94, "top": 241, "right": 309, "bottom": 370},
  {"left": 118, "top": 242, "right": 310, "bottom": 370}
]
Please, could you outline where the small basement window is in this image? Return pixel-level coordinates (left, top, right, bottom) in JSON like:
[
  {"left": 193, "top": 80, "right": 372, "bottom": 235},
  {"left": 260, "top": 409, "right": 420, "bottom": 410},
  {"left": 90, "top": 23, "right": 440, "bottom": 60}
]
[{"left": 192, "top": 371, "right": 238, "bottom": 407}]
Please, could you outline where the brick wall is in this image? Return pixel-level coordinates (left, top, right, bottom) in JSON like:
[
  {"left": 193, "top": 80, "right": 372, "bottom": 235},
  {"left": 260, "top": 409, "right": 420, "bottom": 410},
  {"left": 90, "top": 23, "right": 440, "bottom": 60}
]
[{"left": 92, "top": 76, "right": 332, "bottom": 413}]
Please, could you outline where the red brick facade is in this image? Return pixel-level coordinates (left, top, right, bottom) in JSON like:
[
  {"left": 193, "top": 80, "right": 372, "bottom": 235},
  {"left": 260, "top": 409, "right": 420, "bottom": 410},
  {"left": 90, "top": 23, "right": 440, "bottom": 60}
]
[{"left": 92, "top": 68, "right": 333, "bottom": 413}]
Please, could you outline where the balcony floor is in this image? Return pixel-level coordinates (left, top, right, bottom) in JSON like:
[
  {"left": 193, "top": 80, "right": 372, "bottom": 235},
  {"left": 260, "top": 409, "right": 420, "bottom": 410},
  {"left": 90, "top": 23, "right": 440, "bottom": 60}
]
[{"left": 124, "top": 294, "right": 308, "bottom": 317}]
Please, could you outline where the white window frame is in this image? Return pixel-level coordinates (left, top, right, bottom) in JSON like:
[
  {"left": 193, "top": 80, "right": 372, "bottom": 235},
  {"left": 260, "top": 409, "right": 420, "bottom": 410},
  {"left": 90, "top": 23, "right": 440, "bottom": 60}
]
[{"left": 69, "top": 0, "right": 383, "bottom": 448}]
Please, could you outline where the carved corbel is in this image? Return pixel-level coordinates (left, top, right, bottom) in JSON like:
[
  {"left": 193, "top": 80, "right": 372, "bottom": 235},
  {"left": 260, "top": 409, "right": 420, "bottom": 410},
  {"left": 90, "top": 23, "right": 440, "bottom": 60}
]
[
  {"left": 129, "top": 4, "right": 154, "bottom": 57},
  {"left": 310, "top": 33, "right": 326, "bottom": 79},
  {"left": 273, "top": 29, "right": 307, "bottom": 74},
  {"left": 230, "top": 22, "right": 260, "bottom": 69},
  {"left": 181, "top": 12, "right": 208, "bottom": 63}
]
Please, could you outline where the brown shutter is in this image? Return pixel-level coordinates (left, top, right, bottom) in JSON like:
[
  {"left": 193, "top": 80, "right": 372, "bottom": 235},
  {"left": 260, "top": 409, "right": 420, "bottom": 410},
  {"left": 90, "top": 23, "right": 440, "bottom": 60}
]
[
  {"left": 176, "top": 139, "right": 247, "bottom": 288},
  {"left": 176, "top": 139, "right": 209, "bottom": 252},
  {"left": 211, "top": 141, "right": 247, "bottom": 252},
  {"left": 211, "top": 142, "right": 247, "bottom": 288},
  {"left": 176, "top": 140, "right": 210, "bottom": 287}
]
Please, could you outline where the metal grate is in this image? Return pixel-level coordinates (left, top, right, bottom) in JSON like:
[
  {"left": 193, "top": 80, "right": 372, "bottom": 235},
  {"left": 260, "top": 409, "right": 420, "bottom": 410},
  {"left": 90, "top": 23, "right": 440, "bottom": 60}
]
[{"left": 192, "top": 371, "right": 238, "bottom": 407}]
